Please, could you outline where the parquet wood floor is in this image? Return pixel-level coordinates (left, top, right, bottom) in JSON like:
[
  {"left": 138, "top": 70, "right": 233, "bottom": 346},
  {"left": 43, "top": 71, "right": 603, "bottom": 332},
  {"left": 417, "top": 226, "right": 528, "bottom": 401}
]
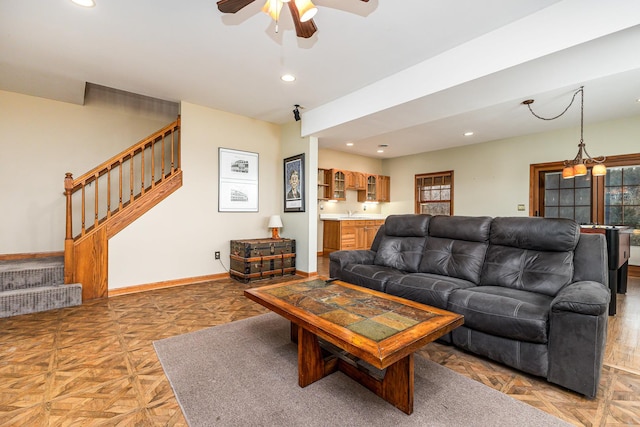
[{"left": 0, "top": 257, "right": 638, "bottom": 426}]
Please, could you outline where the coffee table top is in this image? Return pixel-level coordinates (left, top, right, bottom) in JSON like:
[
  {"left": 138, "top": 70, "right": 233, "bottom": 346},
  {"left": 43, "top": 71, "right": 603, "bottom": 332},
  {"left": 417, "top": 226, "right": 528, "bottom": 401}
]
[{"left": 244, "top": 279, "right": 463, "bottom": 369}]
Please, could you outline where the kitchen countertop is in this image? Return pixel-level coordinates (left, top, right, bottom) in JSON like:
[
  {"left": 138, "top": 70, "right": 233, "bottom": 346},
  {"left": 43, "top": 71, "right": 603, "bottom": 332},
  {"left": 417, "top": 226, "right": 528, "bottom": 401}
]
[{"left": 319, "top": 214, "right": 386, "bottom": 221}]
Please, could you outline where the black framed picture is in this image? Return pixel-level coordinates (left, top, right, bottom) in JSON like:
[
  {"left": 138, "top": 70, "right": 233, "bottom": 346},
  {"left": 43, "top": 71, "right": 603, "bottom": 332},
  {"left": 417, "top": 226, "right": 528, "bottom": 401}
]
[{"left": 284, "top": 153, "right": 305, "bottom": 212}]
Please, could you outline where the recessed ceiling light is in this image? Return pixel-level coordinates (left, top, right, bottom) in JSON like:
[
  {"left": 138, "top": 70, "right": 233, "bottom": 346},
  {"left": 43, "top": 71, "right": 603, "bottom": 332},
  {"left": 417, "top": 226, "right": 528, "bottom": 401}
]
[
  {"left": 346, "top": 142, "right": 354, "bottom": 146},
  {"left": 281, "top": 74, "right": 296, "bottom": 82},
  {"left": 377, "top": 149, "right": 384, "bottom": 153},
  {"left": 464, "top": 131, "right": 474, "bottom": 137},
  {"left": 71, "top": 0, "right": 95, "bottom": 7}
]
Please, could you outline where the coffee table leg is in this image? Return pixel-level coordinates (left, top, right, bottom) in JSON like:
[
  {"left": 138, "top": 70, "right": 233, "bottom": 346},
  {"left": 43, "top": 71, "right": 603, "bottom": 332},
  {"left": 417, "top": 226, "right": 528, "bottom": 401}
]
[
  {"left": 337, "top": 353, "right": 414, "bottom": 415},
  {"left": 382, "top": 354, "right": 414, "bottom": 415},
  {"left": 297, "top": 327, "right": 326, "bottom": 387}
]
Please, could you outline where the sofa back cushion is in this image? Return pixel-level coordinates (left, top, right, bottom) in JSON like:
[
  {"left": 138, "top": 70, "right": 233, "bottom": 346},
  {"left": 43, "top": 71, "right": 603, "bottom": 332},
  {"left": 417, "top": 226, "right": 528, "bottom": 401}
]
[
  {"left": 373, "top": 214, "right": 430, "bottom": 272},
  {"left": 419, "top": 216, "right": 492, "bottom": 284},
  {"left": 373, "top": 237, "right": 427, "bottom": 272},
  {"left": 480, "top": 217, "right": 579, "bottom": 296},
  {"left": 383, "top": 214, "right": 431, "bottom": 237}
]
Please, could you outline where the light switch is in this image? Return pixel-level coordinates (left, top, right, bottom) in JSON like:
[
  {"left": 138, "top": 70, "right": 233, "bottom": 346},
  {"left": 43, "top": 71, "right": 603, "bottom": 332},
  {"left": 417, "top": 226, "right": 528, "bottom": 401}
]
[{"left": 517, "top": 204, "right": 525, "bottom": 211}]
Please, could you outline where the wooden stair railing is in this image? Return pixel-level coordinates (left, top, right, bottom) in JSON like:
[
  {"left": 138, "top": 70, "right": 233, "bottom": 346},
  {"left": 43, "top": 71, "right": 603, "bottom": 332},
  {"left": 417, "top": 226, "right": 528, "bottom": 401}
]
[{"left": 64, "top": 117, "right": 182, "bottom": 300}]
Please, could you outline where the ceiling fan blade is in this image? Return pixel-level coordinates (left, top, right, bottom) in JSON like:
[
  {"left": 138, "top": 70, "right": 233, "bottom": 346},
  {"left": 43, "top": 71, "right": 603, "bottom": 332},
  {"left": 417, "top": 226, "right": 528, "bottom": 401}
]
[
  {"left": 217, "top": 0, "right": 256, "bottom": 14},
  {"left": 287, "top": 1, "right": 317, "bottom": 38}
]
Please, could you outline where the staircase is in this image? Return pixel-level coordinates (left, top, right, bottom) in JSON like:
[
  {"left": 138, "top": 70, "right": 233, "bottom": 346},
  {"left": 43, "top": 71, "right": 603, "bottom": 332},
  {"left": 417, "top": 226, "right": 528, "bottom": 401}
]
[
  {"left": 0, "top": 256, "right": 82, "bottom": 318},
  {"left": 64, "top": 117, "right": 182, "bottom": 301}
]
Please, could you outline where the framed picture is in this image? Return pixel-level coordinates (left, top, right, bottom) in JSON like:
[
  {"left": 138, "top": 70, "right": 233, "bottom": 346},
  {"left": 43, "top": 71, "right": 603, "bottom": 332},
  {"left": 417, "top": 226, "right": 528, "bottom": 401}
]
[
  {"left": 219, "top": 148, "right": 259, "bottom": 212},
  {"left": 284, "top": 153, "right": 305, "bottom": 212}
]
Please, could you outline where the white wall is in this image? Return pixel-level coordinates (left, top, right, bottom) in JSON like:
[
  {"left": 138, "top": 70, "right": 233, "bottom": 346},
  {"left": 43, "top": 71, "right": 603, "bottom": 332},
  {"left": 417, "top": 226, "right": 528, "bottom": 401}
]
[
  {"left": 0, "top": 88, "right": 177, "bottom": 254},
  {"left": 383, "top": 115, "right": 640, "bottom": 264},
  {"left": 108, "top": 102, "right": 282, "bottom": 288}
]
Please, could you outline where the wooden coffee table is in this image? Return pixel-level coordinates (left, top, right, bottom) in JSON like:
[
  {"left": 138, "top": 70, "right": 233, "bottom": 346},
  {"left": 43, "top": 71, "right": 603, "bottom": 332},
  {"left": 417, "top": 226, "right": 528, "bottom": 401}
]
[{"left": 244, "top": 279, "right": 463, "bottom": 414}]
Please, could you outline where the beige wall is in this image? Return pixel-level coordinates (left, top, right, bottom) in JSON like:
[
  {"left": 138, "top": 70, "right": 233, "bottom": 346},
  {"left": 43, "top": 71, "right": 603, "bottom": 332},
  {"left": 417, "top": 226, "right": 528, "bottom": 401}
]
[
  {"left": 317, "top": 149, "right": 384, "bottom": 252},
  {"left": 281, "top": 122, "right": 318, "bottom": 274},
  {"left": 109, "top": 102, "right": 283, "bottom": 289},
  {"left": 0, "top": 88, "right": 177, "bottom": 255},
  {"left": 382, "top": 115, "right": 640, "bottom": 264}
]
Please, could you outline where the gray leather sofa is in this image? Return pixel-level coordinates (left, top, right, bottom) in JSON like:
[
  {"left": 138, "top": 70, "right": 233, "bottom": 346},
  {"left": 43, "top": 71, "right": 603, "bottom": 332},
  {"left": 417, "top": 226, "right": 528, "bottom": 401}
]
[{"left": 329, "top": 214, "right": 610, "bottom": 397}]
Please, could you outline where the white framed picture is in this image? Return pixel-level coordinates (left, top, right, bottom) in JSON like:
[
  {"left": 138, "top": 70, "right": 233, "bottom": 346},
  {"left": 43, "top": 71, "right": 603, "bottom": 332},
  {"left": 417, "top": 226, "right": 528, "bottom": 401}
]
[{"left": 219, "top": 148, "right": 259, "bottom": 212}]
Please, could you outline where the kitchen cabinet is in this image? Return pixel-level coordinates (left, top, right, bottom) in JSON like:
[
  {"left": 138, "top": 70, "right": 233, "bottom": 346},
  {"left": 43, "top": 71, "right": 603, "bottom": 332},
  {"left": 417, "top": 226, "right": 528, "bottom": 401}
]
[
  {"left": 377, "top": 175, "right": 391, "bottom": 202},
  {"left": 323, "top": 219, "right": 384, "bottom": 254},
  {"left": 346, "top": 171, "right": 366, "bottom": 190},
  {"left": 318, "top": 169, "right": 390, "bottom": 202},
  {"left": 330, "top": 169, "right": 347, "bottom": 200},
  {"left": 358, "top": 174, "right": 378, "bottom": 202},
  {"left": 317, "top": 168, "right": 331, "bottom": 200}
]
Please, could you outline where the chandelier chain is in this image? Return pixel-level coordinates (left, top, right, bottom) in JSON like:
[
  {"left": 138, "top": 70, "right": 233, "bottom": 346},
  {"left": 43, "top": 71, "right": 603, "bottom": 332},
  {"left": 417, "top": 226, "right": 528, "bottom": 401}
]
[{"left": 525, "top": 86, "right": 583, "bottom": 121}]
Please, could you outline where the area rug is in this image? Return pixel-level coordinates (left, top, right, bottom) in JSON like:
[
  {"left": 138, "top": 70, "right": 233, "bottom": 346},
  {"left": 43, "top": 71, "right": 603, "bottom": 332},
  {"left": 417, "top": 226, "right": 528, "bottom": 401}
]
[{"left": 154, "top": 313, "right": 570, "bottom": 427}]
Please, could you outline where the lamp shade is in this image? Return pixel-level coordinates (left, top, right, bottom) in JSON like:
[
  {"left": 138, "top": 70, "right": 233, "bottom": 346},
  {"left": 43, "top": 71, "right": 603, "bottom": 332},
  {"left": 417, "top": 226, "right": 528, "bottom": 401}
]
[
  {"left": 295, "top": 0, "right": 317, "bottom": 22},
  {"left": 562, "top": 165, "right": 575, "bottom": 179},
  {"left": 573, "top": 163, "right": 587, "bottom": 177},
  {"left": 268, "top": 215, "right": 283, "bottom": 229},
  {"left": 592, "top": 163, "right": 607, "bottom": 176},
  {"left": 268, "top": 215, "right": 283, "bottom": 239}
]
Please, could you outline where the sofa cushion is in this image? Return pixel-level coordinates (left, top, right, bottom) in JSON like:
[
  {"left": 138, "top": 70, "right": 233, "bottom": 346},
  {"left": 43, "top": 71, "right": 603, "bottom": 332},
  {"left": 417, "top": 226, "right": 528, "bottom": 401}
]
[
  {"left": 373, "top": 236, "right": 426, "bottom": 273},
  {"left": 419, "top": 238, "right": 488, "bottom": 284},
  {"left": 385, "top": 273, "right": 476, "bottom": 310},
  {"left": 447, "top": 286, "right": 553, "bottom": 344},
  {"left": 339, "top": 264, "right": 409, "bottom": 293},
  {"left": 383, "top": 214, "right": 431, "bottom": 237},
  {"left": 428, "top": 215, "right": 492, "bottom": 242},
  {"left": 490, "top": 217, "right": 580, "bottom": 252},
  {"left": 480, "top": 245, "right": 574, "bottom": 296}
]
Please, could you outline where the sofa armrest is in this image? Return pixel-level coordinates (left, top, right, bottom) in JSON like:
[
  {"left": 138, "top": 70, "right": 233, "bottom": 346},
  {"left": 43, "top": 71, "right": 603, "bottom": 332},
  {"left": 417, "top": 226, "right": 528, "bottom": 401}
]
[
  {"left": 329, "top": 250, "right": 375, "bottom": 269},
  {"left": 551, "top": 281, "right": 610, "bottom": 316},
  {"left": 329, "top": 250, "right": 376, "bottom": 278},
  {"left": 548, "top": 280, "right": 609, "bottom": 397}
]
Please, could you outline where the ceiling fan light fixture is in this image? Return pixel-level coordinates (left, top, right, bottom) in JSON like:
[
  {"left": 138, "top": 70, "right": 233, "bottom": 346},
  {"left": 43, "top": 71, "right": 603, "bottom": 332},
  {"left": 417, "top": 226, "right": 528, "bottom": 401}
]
[
  {"left": 262, "top": 0, "right": 283, "bottom": 21},
  {"left": 295, "top": 0, "right": 318, "bottom": 22}
]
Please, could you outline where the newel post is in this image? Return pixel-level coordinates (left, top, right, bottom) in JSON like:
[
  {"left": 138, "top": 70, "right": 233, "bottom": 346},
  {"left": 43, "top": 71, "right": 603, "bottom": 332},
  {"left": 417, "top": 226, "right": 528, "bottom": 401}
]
[{"left": 64, "top": 173, "right": 75, "bottom": 284}]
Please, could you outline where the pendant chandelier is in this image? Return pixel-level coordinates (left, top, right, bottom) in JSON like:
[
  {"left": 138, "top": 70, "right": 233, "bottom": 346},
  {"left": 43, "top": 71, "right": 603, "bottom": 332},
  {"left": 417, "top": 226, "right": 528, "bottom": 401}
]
[{"left": 522, "top": 86, "right": 606, "bottom": 179}]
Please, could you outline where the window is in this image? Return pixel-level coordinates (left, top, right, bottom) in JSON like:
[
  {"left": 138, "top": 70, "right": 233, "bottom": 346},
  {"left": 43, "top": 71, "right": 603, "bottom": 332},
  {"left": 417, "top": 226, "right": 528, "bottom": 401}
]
[
  {"left": 531, "top": 153, "right": 640, "bottom": 247},
  {"left": 605, "top": 166, "right": 640, "bottom": 236},
  {"left": 543, "top": 171, "right": 592, "bottom": 223},
  {"left": 415, "top": 171, "right": 453, "bottom": 215}
]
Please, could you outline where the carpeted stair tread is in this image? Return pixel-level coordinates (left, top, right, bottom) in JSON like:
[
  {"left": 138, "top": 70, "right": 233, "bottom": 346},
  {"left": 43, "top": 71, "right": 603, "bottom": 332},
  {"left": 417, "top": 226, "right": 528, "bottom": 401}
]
[
  {"left": 0, "top": 257, "right": 64, "bottom": 291},
  {"left": 0, "top": 256, "right": 64, "bottom": 272},
  {"left": 0, "top": 256, "right": 82, "bottom": 318},
  {"left": 0, "top": 283, "right": 82, "bottom": 318}
]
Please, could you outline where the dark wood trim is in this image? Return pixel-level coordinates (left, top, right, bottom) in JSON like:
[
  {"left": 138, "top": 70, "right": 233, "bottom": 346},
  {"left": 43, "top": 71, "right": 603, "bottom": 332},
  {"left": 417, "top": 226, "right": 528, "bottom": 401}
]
[
  {"left": 414, "top": 170, "right": 454, "bottom": 215},
  {"left": 0, "top": 251, "right": 64, "bottom": 261},
  {"left": 108, "top": 273, "right": 228, "bottom": 297}
]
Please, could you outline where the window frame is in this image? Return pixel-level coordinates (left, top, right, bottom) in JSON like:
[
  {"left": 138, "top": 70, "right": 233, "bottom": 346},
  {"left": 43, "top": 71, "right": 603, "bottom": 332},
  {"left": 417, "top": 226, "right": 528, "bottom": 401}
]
[
  {"left": 414, "top": 170, "right": 454, "bottom": 215},
  {"left": 530, "top": 152, "right": 640, "bottom": 222}
]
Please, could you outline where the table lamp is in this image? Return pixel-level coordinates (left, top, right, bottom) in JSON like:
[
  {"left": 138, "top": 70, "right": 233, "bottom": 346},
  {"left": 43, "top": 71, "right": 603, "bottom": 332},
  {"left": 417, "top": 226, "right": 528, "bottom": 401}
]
[{"left": 268, "top": 215, "right": 283, "bottom": 239}]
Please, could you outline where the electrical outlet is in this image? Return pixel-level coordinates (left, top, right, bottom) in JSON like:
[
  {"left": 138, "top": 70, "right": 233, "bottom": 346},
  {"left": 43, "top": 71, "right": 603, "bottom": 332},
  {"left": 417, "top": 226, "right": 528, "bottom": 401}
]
[{"left": 215, "top": 251, "right": 220, "bottom": 260}]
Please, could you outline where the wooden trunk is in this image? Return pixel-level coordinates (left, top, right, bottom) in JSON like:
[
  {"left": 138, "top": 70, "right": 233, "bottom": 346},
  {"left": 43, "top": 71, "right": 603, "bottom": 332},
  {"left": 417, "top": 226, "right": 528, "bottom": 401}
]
[{"left": 229, "top": 238, "right": 296, "bottom": 283}]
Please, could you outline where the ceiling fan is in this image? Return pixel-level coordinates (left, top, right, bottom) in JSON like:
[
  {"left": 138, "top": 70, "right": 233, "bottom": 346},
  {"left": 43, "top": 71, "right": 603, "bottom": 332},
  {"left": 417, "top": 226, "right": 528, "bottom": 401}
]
[{"left": 217, "top": 0, "right": 370, "bottom": 39}]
